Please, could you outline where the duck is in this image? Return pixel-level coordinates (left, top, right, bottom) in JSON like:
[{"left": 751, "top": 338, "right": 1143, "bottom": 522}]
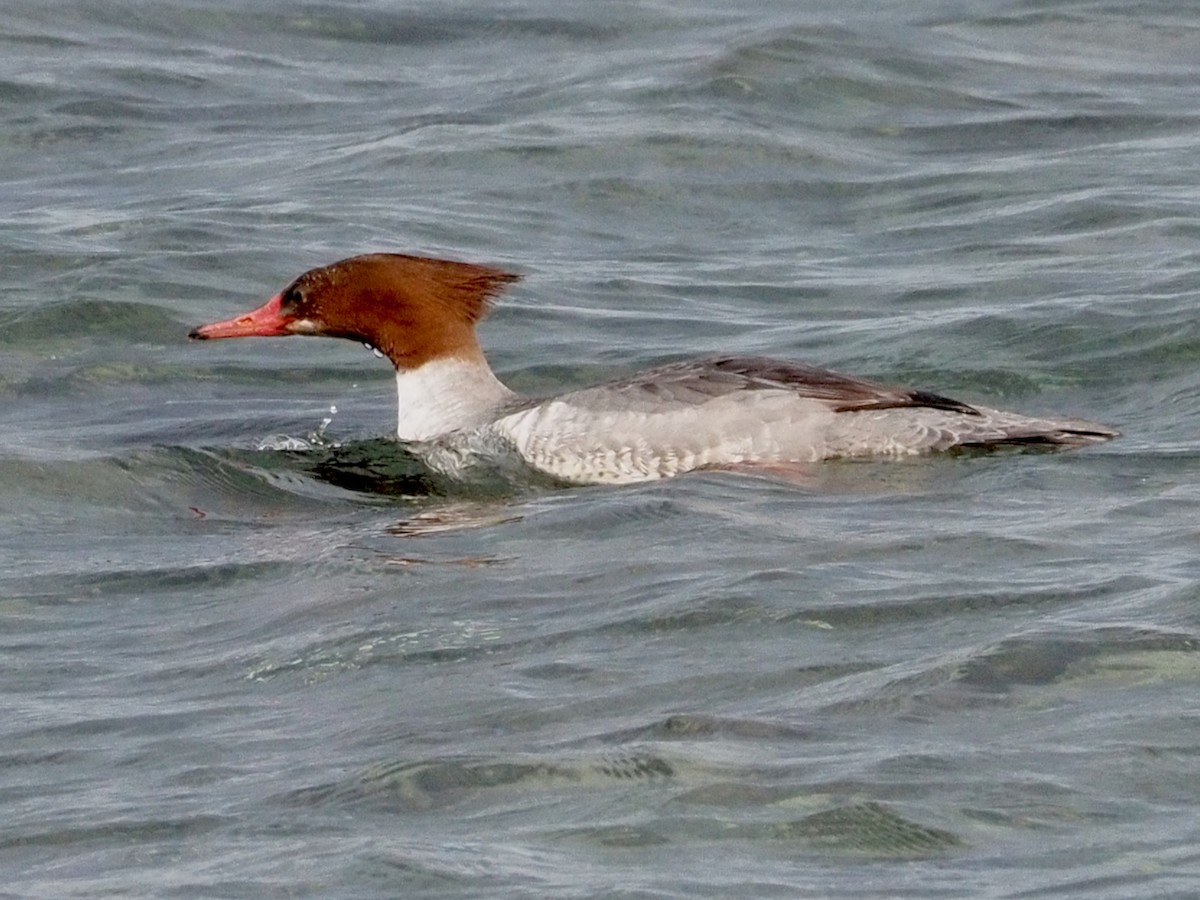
[{"left": 188, "top": 253, "right": 1117, "bottom": 484}]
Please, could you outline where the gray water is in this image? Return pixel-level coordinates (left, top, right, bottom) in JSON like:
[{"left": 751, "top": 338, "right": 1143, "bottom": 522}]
[{"left": 3, "top": 0, "right": 1200, "bottom": 896}]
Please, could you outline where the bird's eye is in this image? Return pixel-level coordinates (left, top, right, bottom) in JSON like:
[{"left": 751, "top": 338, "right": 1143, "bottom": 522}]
[{"left": 282, "top": 287, "right": 303, "bottom": 308}]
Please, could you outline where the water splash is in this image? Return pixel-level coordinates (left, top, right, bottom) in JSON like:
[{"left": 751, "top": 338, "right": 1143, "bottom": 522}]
[
  {"left": 255, "top": 434, "right": 313, "bottom": 451},
  {"left": 311, "top": 405, "right": 338, "bottom": 444},
  {"left": 255, "top": 406, "right": 340, "bottom": 452}
]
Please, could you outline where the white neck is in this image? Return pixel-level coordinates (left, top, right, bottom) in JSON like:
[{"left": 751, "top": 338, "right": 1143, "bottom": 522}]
[{"left": 394, "top": 355, "right": 516, "bottom": 442}]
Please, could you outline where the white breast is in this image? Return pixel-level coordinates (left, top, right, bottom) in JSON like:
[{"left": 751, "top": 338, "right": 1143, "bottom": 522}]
[
  {"left": 394, "top": 357, "right": 514, "bottom": 442},
  {"left": 488, "top": 390, "right": 839, "bottom": 484}
]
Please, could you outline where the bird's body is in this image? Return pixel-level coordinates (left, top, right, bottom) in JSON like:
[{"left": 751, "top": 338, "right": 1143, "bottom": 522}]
[{"left": 189, "top": 253, "right": 1116, "bottom": 485}]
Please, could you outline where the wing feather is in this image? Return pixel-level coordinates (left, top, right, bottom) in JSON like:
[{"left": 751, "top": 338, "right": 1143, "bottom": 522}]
[{"left": 550, "top": 356, "right": 981, "bottom": 417}]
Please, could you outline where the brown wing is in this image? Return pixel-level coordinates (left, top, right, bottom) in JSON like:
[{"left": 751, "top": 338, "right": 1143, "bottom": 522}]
[
  {"left": 700, "top": 356, "right": 981, "bottom": 415},
  {"left": 551, "top": 356, "right": 982, "bottom": 417}
]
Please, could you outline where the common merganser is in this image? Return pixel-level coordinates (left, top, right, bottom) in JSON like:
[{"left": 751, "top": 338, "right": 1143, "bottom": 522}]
[{"left": 188, "top": 253, "right": 1118, "bottom": 484}]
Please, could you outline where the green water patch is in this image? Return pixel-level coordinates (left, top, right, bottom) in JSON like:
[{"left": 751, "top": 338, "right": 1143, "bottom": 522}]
[{"left": 0, "top": 299, "right": 182, "bottom": 347}]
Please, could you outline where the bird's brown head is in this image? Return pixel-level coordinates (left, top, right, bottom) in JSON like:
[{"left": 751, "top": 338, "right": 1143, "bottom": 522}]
[{"left": 188, "top": 253, "right": 520, "bottom": 369}]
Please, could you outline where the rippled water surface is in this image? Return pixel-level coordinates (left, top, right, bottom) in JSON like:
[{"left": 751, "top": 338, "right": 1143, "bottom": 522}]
[{"left": 3, "top": 1, "right": 1200, "bottom": 896}]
